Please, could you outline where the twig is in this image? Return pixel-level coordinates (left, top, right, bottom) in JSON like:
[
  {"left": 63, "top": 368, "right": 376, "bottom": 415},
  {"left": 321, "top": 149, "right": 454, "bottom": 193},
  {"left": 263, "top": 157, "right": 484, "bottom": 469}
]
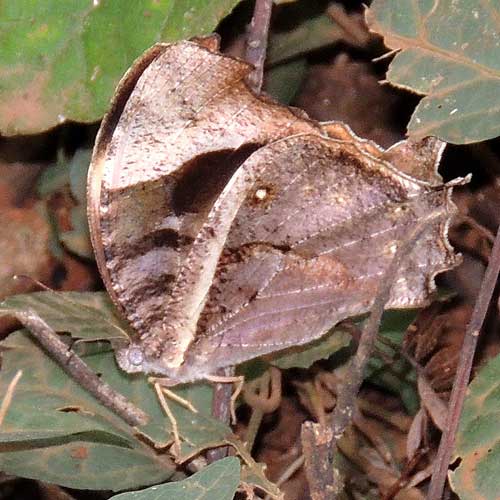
[
  {"left": 428, "top": 224, "right": 500, "bottom": 499},
  {"left": 0, "top": 370, "right": 23, "bottom": 425},
  {"left": 301, "top": 421, "right": 337, "bottom": 500},
  {"left": 207, "top": 366, "right": 234, "bottom": 463},
  {"left": 16, "top": 310, "right": 149, "bottom": 427},
  {"left": 271, "top": 454, "right": 305, "bottom": 491},
  {"left": 325, "top": 210, "right": 447, "bottom": 498},
  {"left": 245, "top": 0, "right": 273, "bottom": 93},
  {"left": 243, "top": 367, "right": 282, "bottom": 452}
]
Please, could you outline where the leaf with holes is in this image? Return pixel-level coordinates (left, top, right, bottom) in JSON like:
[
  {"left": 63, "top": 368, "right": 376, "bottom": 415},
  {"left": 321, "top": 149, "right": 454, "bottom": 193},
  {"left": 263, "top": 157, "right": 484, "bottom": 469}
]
[
  {"left": 0, "top": 327, "right": 234, "bottom": 489},
  {"left": 449, "top": 354, "right": 500, "bottom": 500},
  {"left": 0, "top": 291, "right": 130, "bottom": 342},
  {"left": 368, "top": 0, "right": 500, "bottom": 143},
  {"left": 0, "top": 331, "right": 175, "bottom": 491}
]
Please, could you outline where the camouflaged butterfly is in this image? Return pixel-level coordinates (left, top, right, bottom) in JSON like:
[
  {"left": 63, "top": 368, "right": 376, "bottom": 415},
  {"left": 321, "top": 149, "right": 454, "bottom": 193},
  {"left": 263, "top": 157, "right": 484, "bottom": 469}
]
[{"left": 87, "top": 37, "right": 460, "bottom": 385}]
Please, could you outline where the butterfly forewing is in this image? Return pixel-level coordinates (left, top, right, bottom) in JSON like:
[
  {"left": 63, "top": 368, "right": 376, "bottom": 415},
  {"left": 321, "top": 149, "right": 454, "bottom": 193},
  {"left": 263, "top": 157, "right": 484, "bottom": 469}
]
[{"left": 88, "top": 40, "right": 318, "bottom": 369}]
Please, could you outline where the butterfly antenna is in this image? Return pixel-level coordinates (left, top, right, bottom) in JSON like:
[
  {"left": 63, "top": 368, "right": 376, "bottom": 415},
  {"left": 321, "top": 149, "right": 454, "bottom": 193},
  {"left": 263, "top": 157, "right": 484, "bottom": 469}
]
[{"left": 13, "top": 275, "right": 54, "bottom": 292}]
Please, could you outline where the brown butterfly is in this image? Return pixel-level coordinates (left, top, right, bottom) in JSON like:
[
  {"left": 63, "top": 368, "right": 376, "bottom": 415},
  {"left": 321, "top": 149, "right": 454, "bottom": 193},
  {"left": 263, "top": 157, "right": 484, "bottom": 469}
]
[{"left": 87, "top": 37, "right": 459, "bottom": 385}]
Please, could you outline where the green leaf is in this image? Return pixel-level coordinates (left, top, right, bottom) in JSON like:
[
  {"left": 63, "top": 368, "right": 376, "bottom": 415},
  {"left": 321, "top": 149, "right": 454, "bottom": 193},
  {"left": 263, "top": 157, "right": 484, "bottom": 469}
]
[
  {"left": 37, "top": 157, "right": 70, "bottom": 199},
  {"left": 68, "top": 148, "right": 92, "bottom": 204},
  {"left": 37, "top": 148, "right": 93, "bottom": 258},
  {"left": 368, "top": 0, "right": 500, "bottom": 144},
  {"left": 0, "top": 0, "right": 241, "bottom": 135},
  {"left": 0, "top": 331, "right": 175, "bottom": 491},
  {"left": 267, "top": 12, "right": 345, "bottom": 66},
  {"left": 0, "top": 440, "right": 176, "bottom": 492},
  {"left": 449, "top": 354, "right": 500, "bottom": 500},
  {"left": 109, "top": 457, "right": 240, "bottom": 500},
  {"left": 38, "top": 148, "right": 91, "bottom": 201},
  {"left": 0, "top": 329, "right": 234, "bottom": 488},
  {"left": 0, "top": 291, "right": 234, "bottom": 457},
  {"left": 268, "top": 327, "right": 352, "bottom": 370},
  {"left": 264, "top": 58, "right": 307, "bottom": 104},
  {"left": 366, "top": 310, "right": 418, "bottom": 414},
  {"left": 0, "top": 291, "right": 130, "bottom": 342}
]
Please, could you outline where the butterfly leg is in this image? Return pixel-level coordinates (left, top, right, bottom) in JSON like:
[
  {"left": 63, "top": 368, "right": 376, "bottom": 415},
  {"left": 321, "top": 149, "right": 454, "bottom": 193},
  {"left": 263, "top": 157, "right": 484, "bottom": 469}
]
[
  {"left": 151, "top": 380, "right": 186, "bottom": 456},
  {"left": 150, "top": 377, "right": 199, "bottom": 413},
  {"left": 205, "top": 374, "right": 245, "bottom": 425}
]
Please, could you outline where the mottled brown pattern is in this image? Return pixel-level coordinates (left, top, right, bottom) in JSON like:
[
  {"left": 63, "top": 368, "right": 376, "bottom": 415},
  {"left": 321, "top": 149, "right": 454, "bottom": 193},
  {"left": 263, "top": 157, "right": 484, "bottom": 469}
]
[{"left": 87, "top": 38, "right": 461, "bottom": 383}]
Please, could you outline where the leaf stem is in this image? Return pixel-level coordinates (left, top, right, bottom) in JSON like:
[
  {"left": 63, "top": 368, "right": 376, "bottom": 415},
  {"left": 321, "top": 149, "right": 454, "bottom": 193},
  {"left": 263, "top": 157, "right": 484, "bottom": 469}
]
[{"left": 207, "top": 367, "right": 234, "bottom": 462}]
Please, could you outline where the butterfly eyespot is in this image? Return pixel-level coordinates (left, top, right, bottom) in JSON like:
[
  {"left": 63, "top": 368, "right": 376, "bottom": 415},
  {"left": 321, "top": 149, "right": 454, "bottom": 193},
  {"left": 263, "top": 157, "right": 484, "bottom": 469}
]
[
  {"left": 255, "top": 188, "right": 268, "bottom": 200},
  {"left": 128, "top": 346, "right": 144, "bottom": 366},
  {"left": 386, "top": 243, "right": 398, "bottom": 255},
  {"left": 251, "top": 184, "right": 276, "bottom": 206}
]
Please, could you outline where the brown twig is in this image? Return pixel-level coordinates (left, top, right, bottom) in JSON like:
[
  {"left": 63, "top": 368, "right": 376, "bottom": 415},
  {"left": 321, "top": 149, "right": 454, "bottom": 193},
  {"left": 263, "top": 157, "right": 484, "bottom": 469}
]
[
  {"left": 323, "top": 210, "right": 447, "bottom": 498},
  {"left": 243, "top": 367, "right": 282, "bottom": 453},
  {"left": 264, "top": 453, "right": 305, "bottom": 500},
  {"left": 16, "top": 310, "right": 149, "bottom": 427},
  {"left": 207, "top": 366, "right": 235, "bottom": 463},
  {"left": 245, "top": 0, "right": 273, "bottom": 93},
  {"left": 301, "top": 421, "right": 337, "bottom": 500},
  {"left": 428, "top": 224, "right": 500, "bottom": 499}
]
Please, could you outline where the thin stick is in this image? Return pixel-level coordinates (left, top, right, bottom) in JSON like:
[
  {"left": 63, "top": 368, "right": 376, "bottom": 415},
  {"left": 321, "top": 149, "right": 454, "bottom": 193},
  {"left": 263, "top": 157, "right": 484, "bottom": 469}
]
[
  {"left": 16, "top": 310, "right": 149, "bottom": 427},
  {"left": 325, "top": 210, "right": 446, "bottom": 498},
  {"left": 0, "top": 370, "right": 23, "bottom": 425},
  {"left": 207, "top": 367, "right": 236, "bottom": 463},
  {"left": 264, "top": 454, "right": 305, "bottom": 500},
  {"left": 245, "top": 0, "right": 273, "bottom": 93},
  {"left": 301, "top": 421, "right": 337, "bottom": 500},
  {"left": 274, "top": 454, "right": 305, "bottom": 489},
  {"left": 206, "top": 372, "right": 244, "bottom": 425},
  {"left": 428, "top": 224, "right": 500, "bottom": 499}
]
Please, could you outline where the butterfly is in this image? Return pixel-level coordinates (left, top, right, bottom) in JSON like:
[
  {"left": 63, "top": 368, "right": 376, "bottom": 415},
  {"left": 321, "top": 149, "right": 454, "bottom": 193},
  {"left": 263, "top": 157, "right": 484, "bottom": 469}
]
[{"left": 87, "top": 36, "right": 459, "bottom": 385}]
